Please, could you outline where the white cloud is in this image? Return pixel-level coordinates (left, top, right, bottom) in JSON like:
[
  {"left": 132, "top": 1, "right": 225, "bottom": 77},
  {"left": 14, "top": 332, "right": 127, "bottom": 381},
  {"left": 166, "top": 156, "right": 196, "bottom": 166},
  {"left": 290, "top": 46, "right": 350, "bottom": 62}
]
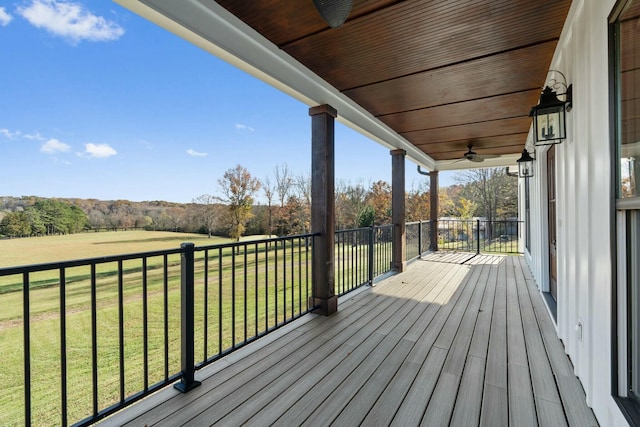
[
  {"left": 24, "top": 131, "right": 45, "bottom": 141},
  {"left": 0, "top": 128, "right": 19, "bottom": 139},
  {"left": 84, "top": 143, "right": 116, "bottom": 158},
  {"left": 41, "top": 138, "right": 71, "bottom": 153},
  {"left": 17, "top": 0, "right": 125, "bottom": 44},
  {"left": 0, "top": 7, "right": 13, "bottom": 26},
  {"left": 2, "top": 128, "right": 48, "bottom": 142},
  {"left": 187, "top": 148, "right": 208, "bottom": 157},
  {"left": 235, "top": 123, "right": 255, "bottom": 132}
]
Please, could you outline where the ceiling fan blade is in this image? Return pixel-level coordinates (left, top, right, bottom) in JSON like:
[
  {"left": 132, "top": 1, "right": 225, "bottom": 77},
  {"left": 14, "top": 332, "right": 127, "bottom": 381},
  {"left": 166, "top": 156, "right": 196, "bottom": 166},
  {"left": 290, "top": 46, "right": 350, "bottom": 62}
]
[{"left": 469, "top": 157, "right": 485, "bottom": 163}]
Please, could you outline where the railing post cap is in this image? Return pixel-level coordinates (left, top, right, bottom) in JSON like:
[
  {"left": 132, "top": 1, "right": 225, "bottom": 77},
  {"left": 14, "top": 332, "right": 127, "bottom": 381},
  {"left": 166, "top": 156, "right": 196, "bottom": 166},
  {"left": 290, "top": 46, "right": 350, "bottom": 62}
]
[{"left": 181, "top": 242, "right": 195, "bottom": 249}]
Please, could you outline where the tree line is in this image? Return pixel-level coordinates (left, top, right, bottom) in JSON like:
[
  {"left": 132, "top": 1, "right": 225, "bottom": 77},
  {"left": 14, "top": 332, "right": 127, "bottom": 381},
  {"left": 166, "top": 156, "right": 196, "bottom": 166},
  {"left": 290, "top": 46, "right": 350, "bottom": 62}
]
[{"left": 0, "top": 165, "right": 517, "bottom": 239}]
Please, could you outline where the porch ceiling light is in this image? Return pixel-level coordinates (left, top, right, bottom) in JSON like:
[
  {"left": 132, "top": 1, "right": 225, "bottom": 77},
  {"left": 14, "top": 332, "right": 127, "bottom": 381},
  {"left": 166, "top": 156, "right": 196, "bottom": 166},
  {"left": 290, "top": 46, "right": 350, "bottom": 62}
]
[
  {"left": 313, "top": 0, "right": 353, "bottom": 28},
  {"left": 516, "top": 148, "right": 535, "bottom": 178},
  {"left": 529, "top": 71, "right": 572, "bottom": 146}
]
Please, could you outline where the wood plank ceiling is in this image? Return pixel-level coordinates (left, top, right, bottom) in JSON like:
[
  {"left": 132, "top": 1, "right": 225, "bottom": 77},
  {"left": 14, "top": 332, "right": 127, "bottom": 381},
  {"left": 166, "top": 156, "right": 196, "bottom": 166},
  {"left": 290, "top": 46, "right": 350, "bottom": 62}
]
[{"left": 214, "top": 0, "right": 572, "bottom": 163}]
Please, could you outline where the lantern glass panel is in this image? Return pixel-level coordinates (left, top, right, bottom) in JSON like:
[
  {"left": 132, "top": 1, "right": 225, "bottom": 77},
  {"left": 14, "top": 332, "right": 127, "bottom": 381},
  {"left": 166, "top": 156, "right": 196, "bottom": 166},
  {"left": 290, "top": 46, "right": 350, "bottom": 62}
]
[
  {"left": 535, "top": 107, "right": 565, "bottom": 143},
  {"left": 519, "top": 161, "right": 533, "bottom": 178}
]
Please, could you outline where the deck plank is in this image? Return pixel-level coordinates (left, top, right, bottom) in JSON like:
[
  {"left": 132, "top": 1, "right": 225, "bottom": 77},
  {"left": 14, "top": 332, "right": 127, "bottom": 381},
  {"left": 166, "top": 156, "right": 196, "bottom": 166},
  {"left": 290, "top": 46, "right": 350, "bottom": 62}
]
[
  {"left": 480, "top": 259, "right": 508, "bottom": 425},
  {"left": 507, "top": 257, "right": 537, "bottom": 426},
  {"left": 450, "top": 355, "right": 487, "bottom": 427},
  {"left": 99, "top": 255, "right": 598, "bottom": 427},
  {"left": 480, "top": 384, "right": 508, "bottom": 427}
]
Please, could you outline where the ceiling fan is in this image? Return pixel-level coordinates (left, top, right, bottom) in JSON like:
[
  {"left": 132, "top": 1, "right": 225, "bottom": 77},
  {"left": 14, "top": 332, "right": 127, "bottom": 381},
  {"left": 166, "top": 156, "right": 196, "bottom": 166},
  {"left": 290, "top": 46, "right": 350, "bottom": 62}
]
[
  {"left": 456, "top": 144, "right": 500, "bottom": 163},
  {"left": 313, "top": 0, "right": 353, "bottom": 28}
]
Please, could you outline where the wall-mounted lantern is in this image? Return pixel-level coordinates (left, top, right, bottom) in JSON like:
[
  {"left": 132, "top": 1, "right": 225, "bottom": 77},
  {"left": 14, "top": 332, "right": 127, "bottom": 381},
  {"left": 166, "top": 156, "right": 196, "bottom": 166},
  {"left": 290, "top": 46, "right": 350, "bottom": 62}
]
[
  {"left": 529, "top": 71, "right": 572, "bottom": 146},
  {"left": 517, "top": 148, "right": 535, "bottom": 178}
]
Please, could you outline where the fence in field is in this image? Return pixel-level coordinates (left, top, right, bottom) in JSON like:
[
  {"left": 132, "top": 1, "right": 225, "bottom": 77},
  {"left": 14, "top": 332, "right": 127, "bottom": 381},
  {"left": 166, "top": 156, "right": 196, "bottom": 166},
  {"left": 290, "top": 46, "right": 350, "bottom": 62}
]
[{"left": 0, "top": 219, "right": 521, "bottom": 426}]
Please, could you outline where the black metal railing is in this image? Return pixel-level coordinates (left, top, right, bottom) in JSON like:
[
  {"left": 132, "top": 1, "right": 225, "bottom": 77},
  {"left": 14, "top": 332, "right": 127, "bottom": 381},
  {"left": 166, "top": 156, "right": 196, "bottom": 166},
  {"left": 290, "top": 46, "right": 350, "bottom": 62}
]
[
  {"left": 1, "top": 218, "right": 522, "bottom": 426},
  {"left": 195, "top": 236, "right": 315, "bottom": 367},
  {"left": 437, "top": 219, "right": 523, "bottom": 254},
  {"left": 0, "top": 234, "right": 315, "bottom": 427},
  {"left": 405, "top": 220, "right": 431, "bottom": 261},
  {"left": 371, "top": 224, "right": 394, "bottom": 280},
  {"left": 334, "top": 224, "right": 395, "bottom": 296}
]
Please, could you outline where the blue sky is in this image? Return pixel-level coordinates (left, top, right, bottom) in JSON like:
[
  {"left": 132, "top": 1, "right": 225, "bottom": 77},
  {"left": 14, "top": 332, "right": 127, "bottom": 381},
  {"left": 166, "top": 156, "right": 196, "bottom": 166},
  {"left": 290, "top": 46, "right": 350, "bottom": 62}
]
[{"left": 0, "top": 0, "right": 454, "bottom": 203}]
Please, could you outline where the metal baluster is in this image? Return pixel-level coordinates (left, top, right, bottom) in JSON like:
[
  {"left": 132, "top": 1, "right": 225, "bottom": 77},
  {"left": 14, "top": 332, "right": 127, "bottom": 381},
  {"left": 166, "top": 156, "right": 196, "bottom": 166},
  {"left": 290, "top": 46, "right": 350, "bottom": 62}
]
[
  {"left": 23, "top": 272, "right": 31, "bottom": 426},
  {"left": 59, "top": 268, "right": 67, "bottom": 426}
]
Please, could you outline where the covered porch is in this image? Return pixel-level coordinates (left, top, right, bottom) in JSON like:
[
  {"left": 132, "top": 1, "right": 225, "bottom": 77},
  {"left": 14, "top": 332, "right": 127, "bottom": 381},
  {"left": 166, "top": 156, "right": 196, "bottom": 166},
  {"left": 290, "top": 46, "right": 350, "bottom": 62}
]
[{"left": 101, "top": 254, "right": 597, "bottom": 426}]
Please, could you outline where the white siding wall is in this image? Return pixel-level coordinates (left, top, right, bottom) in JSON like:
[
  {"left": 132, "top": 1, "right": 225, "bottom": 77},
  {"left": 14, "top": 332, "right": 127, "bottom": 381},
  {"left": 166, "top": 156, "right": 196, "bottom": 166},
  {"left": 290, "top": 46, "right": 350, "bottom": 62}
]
[{"left": 526, "top": 0, "right": 628, "bottom": 425}]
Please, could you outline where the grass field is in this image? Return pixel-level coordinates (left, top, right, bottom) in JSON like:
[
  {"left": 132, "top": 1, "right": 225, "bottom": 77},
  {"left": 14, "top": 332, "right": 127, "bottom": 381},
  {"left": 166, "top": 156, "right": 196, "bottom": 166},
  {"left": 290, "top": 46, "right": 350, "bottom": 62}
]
[
  {"left": 0, "top": 230, "right": 252, "bottom": 268},
  {"left": 0, "top": 231, "right": 313, "bottom": 426}
]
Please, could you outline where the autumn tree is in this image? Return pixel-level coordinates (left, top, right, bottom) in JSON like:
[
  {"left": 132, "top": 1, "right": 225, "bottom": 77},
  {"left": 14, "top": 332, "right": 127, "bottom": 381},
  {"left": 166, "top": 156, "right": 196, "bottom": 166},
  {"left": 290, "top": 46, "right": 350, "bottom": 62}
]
[
  {"left": 367, "top": 180, "right": 392, "bottom": 225},
  {"left": 294, "top": 173, "right": 311, "bottom": 233},
  {"left": 457, "top": 197, "right": 477, "bottom": 219},
  {"left": 218, "top": 164, "right": 261, "bottom": 244},
  {"left": 406, "top": 180, "right": 430, "bottom": 222},
  {"left": 456, "top": 168, "right": 517, "bottom": 219},
  {"left": 274, "top": 163, "right": 293, "bottom": 208},
  {"left": 455, "top": 167, "right": 518, "bottom": 239},
  {"left": 193, "top": 194, "right": 222, "bottom": 238},
  {"left": 438, "top": 185, "right": 465, "bottom": 218},
  {"left": 280, "top": 195, "right": 306, "bottom": 235},
  {"left": 261, "top": 176, "right": 275, "bottom": 237},
  {"left": 271, "top": 164, "right": 294, "bottom": 235},
  {"left": 336, "top": 180, "right": 369, "bottom": 229},
  {"left": 88, "top": 209, "right": 106, "bottom": 230}
]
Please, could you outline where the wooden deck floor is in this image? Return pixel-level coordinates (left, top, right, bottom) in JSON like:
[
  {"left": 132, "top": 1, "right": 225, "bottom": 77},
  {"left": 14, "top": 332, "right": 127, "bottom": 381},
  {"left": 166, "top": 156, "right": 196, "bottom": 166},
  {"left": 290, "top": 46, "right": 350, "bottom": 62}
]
[{"left": 101, "top": 254, "right": 598, "bottom": 427}]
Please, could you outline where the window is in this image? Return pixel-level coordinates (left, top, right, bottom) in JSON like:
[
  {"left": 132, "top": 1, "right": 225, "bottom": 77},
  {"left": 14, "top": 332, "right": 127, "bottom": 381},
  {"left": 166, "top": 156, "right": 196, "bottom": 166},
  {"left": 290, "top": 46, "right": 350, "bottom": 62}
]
[
  {"left": 616, "top": 0, "right": 640, "bottom": 200},
  {"left": 613, "top": 0, "right": 640, "bottom": 421}
]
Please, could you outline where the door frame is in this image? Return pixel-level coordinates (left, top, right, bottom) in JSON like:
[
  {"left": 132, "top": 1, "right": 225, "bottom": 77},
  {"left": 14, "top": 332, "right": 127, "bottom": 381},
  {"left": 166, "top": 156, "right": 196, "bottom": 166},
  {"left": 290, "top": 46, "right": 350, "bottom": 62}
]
[
  {"left": 548, "top": 145, "right": 558, "bottom": 301},
  {"left": 533, "top": 144, "right": 557, "bottom": 322}
]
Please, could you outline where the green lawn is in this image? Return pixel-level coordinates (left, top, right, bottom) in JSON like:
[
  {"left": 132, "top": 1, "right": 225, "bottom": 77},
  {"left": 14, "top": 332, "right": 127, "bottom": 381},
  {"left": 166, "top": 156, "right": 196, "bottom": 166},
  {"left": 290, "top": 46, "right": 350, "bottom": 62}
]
[
  {"left": 0, "top": 230, "right": 246, "bottom": 268},
  {"left": 0, "top": 231, "right": 312, "bottom": 426}
]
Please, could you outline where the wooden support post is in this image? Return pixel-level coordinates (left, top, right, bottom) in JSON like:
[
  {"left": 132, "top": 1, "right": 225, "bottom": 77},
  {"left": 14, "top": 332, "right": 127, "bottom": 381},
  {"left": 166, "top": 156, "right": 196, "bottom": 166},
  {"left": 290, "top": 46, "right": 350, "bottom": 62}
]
[
  {"left": 391, "top": 149, "right": 406, "bottom": 272},
  {"left": 429, "top": 171, "right": 439, "bottom": 251},
  {"left": 309, "top": 105, "right": 338, "bottom": 316}
]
